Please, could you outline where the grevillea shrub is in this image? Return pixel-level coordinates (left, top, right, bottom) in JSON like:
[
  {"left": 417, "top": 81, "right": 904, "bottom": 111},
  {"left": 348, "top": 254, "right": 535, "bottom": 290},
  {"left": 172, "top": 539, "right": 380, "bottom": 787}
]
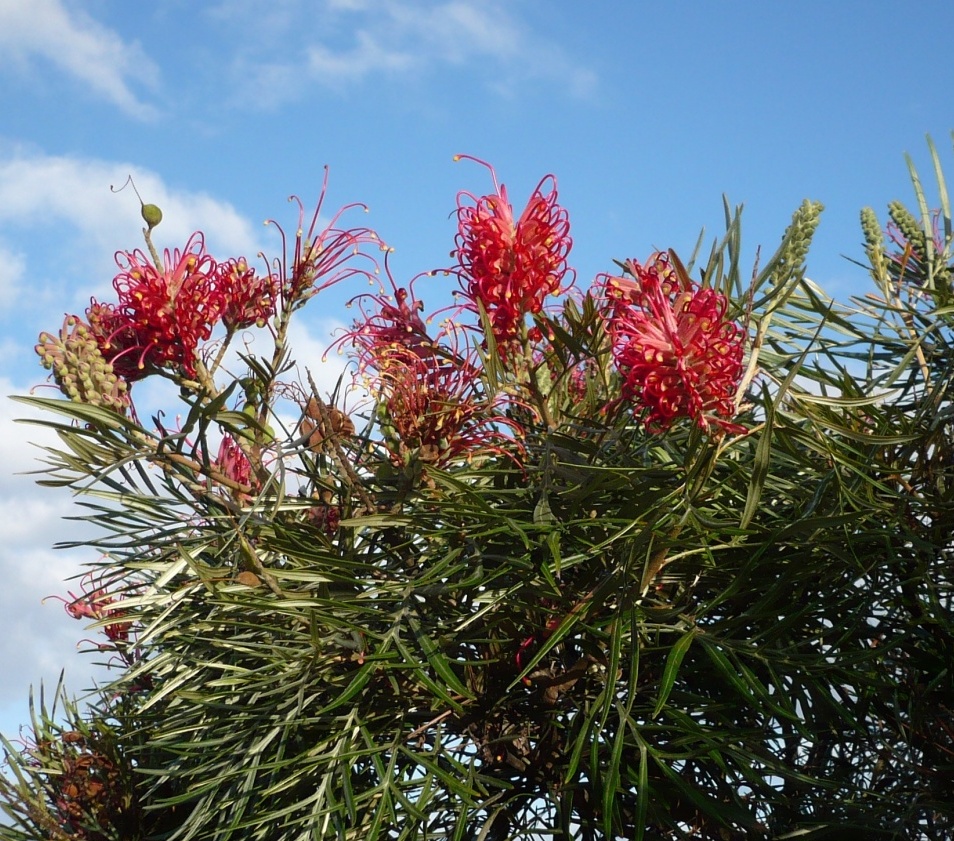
[{"left": 4, "top": 146, "right": 954, "bottom": 841}]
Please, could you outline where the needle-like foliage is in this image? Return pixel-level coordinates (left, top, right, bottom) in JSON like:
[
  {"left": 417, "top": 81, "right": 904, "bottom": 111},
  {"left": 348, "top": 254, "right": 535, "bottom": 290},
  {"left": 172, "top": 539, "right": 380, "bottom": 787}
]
[{"left": 4, "top": 145, "right": 954, "bottom": 840}]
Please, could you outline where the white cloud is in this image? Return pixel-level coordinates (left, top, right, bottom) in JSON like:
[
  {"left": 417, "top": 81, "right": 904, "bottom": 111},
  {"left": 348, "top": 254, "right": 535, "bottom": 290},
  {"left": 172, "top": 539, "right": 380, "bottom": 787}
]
[
  {"left": 222, "top": 0, "right": 596, "bottom": 102},
  {"left": 398, "top": 1, "right": 523, "bottom": 64},
  {"left": 0, "top": 379, "right": 111, "bottom": 736},
  {"left": 0, "top": 244, "right": 25, "bottom": 310},
  {"left": 0, "top": 0, "right": 160, "bottom": 119},
  {"left": 286, "top": 315, "right": 355, "bottom": 397},
  {"left": 0, "top": 147, "right": 265, "bottom": 309},
  {"left": 306, "top": 30, "right": 415, "bottom": 83}
]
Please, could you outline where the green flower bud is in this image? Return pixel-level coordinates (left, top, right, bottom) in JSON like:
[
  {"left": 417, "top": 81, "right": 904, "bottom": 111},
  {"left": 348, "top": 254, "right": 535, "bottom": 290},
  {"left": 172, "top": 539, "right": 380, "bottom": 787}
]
[
  {"left": 141, "top": 203, "right": 163, "bottom": 230},
  {"left": 860, "top": 207, "right": 890, "bottom": 286},
  {"left": 770, "top": 200, "right": 824, "bottom": 288}
]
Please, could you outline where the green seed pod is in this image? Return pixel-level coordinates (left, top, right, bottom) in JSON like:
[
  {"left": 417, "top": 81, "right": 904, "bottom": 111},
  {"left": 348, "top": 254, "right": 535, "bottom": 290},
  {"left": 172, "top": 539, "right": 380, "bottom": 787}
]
[{"left": 141, "top": 203, "right": 163, "bottom": 230}]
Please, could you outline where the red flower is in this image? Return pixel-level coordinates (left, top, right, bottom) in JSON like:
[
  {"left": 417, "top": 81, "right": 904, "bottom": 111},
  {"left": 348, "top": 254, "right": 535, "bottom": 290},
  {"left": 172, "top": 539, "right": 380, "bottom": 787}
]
[
  {"left": 85, "top": 300, "right": 155, "bottom": 383},
  {"left": 602, "top": 252, "right": 745, "bottom": 432},
  {"left": 265, "top": 168, "right": 380, "bottom": 307},
  {"left": 218, "top": 258, "right": 279, "bottom": 330},
  {"left": 106, "top": 233, "right": 225, "bottom": 378},
  {"left": 452, "top": 155, "right": 574, "bottom": 349},
  {"left": 213, "top": 434, "right": 255, "bottom": 494}
]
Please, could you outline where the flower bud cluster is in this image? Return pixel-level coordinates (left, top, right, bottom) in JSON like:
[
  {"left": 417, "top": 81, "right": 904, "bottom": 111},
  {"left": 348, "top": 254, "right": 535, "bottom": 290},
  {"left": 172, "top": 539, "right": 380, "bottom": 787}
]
[
  {"left": 771, "top": 199, "right": 824, "bottom": 286},
  {"left": 885, "top": 202, "right": 952, "bottom": 292},
  {"left": 219, "top": 257, "right": 282, "bottom": 330},
  {"left": 887, "top": 200, "right": 928, "bottom": 261},
  {"left": 861, "top": 206, "right": 889, "bottom": 282},
  {"left": 35, "top": 315, "right": 131, "bottom": 412}
]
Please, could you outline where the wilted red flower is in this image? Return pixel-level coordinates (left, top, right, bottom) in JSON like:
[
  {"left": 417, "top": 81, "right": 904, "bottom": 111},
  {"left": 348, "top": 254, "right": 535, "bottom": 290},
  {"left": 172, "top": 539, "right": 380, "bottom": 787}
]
[
  {"left": 107, "top": 232, "right": 225, "bottom": 378},
  {"left": 49, "top": 574, "right": 133, "bottom": 644},
  {"left": 305, "top": 503, "right": 341, "bottom": 536},
  {"left": 339, "top": 266, "right": 439, "bottom": 376},
  {"left": 337, "top": 260, "right": 516, "bottom": 467},
  {"left": 299, "top": 398, "right": 355, "bottom": 452},
  {"left": 602, "top": 252, "right": 745, "bottom": 432},
  {"left": 376, "top": 352, "right": 519, "bottom": 469},
  {"left": 218, "top": 257, "right": 280, "bottom": 330},
  {"left": 452, "top": 155, "right": 574, "bottom": 349},
  {"left": 265, "top": 167, "right": 380, "bottom": 307}
]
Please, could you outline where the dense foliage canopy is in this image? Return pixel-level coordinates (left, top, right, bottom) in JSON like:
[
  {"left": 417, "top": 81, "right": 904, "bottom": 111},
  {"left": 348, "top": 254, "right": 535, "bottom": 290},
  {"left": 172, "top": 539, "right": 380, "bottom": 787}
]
[{"left": 3, "top": 143, "right": 954, "bottom": 840}]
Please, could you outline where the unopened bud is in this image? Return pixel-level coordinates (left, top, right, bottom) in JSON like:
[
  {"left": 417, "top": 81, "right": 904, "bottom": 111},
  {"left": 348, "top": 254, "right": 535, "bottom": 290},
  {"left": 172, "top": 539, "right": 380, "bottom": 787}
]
[{"left": 141, "top": 203, "right": 163, "bottom": 230}]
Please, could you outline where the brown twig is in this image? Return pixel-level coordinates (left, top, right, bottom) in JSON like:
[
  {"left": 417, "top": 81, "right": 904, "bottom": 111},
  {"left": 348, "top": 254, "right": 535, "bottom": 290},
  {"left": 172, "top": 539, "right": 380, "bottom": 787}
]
[{"left": 305, "top": 371, "right": 377, "bottom": 515}]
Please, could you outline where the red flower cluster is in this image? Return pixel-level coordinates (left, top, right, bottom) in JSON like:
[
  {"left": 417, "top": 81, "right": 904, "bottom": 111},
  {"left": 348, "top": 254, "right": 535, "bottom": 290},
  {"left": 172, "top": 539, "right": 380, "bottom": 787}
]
[
  {"left": 104, "top": 233, "right": 226, "bottom": 378},
  {"left": 602, "top": 253, "right": 745, "bottom": 432},
  {"left": 452, "top": 155, "right": 573, "bottom": 349},
  {"left": 77, "top": 235, "right": 278, "bottom": 382},
  {"left": 41, "top": 233, "right": 282, "bottom": 400}
]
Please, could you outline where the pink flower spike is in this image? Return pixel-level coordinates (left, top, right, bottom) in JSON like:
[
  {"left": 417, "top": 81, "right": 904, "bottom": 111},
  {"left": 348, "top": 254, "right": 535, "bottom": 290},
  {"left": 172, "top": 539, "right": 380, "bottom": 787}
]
[{"left": 452, "top": 155, "right": 574, "bottom": 351}]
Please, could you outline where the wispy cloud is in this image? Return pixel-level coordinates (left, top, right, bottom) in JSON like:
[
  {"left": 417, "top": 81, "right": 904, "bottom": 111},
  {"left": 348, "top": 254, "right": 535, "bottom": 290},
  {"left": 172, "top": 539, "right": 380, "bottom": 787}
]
[
  {"left": 306, "top": 29, "right": 416, "bottom": 83},
  {"left": 0, "top": 244, "right": 25, "bottom": 311},
  {"left": 0, "top": 0, "right": 160, "bottom": 119},
  {"left": 0, "top": 148, "right": 263, "bottom": 301},
  {"left": 218, "top": 0, "right": 596, "bottom": 104}
]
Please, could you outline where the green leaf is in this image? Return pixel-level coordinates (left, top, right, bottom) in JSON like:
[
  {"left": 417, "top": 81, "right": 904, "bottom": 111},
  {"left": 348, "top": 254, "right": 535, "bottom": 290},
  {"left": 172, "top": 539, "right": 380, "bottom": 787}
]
[{"left": 652, "top": 626, "right": 697, "bottom": 718}]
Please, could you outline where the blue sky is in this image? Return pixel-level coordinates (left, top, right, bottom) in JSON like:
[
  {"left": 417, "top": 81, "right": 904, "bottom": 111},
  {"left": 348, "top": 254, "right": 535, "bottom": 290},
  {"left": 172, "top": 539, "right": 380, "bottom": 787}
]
[{"left": 3, "top": 0, "right": 954, "bottom": 743}]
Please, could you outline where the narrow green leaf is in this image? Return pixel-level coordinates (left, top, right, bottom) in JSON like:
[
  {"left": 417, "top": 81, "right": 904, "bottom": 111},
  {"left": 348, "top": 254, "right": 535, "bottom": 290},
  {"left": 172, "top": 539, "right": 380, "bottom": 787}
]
[
  {"left": 634, "top": 735, "right": 649, "bottom": 841},
  {"left": 653, "top": 627, "right": 697, "bottom": 718},
  {"left": 406, "top": 612, "right": 474, "bottom": 701}
]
